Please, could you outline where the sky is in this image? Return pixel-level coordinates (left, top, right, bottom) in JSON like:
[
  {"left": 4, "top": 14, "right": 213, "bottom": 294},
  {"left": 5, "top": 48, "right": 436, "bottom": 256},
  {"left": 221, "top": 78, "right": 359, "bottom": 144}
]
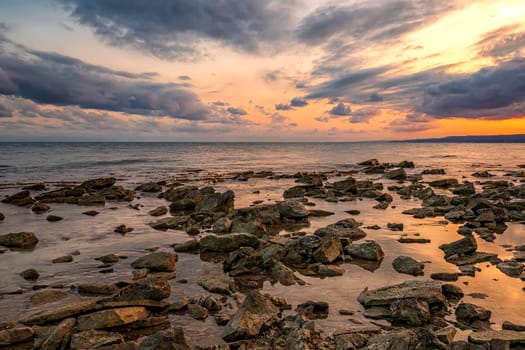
[{"left": 0, "top": 0, "right": 524, "bottom": 141}]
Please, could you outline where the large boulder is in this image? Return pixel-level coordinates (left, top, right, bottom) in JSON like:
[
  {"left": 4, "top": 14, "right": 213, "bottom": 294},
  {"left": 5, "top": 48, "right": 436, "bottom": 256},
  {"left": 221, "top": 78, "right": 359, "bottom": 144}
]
[
  {"left": 392, "top": 256, "right": 424, "bottom": 276},
  {"left": 222, "top": 290, "right": 280, "bottom": 341},
  {"left": 390, "top": 299, "right": 431, "bottom": 326},
  {"left": 312, "top": 234, "right": 343, "bottom": 264},
  {"left": 439, "top": 235, "right": 477, "bottom": 258},
  {"left": 1, "top": 190, "right": 35, "bottom": 206},
  {"left": 70, "top": 330, "right": 124, "bottom": 350},
  {"left": 0, "top": 232, "right": 38, "bottom": 248},
  {"left": 0, "top": 326, "right": 35, "bottom": 347},
  {"left": 200, "top": 234, "right": 259, "bottom": 253},
  {"left": 137, "top": 327, "right": 190, "bottom": 350},
  {"left": 346, "top": 240, "right": 384, "bottom": 261},
  {"left": 109, "top": 278, "right": 171, "bottom": 301},
  {"left": 195, "top": 190, "right": 235, "bottom": 214},
  {"left": 358, "top": 280, "right": 446, "bottom": 312},
  {"left": 277, "top": 200, "right": 309, "bottom": 219},
  {"left": 131, "top": 252, "right": 178, "bottom": 272},
  {"left": 77, "top": 307, "right": 149, "bottom": 330},
  {"left": 455, "top": 303, "right": 491, "bottom": 325}
]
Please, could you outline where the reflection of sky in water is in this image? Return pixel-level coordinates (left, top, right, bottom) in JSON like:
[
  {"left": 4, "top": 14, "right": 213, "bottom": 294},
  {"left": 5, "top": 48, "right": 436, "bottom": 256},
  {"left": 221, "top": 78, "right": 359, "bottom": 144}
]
[{"left": 0, "top": 143, "right": 525, "bottom": 346}]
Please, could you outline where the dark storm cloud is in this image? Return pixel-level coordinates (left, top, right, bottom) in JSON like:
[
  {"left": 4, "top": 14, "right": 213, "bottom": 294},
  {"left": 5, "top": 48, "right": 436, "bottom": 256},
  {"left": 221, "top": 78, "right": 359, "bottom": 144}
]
[
  {"left": 419, "top": 59, "right": 525, "bottom": 118},
  {"left": 0, "top": 38, "right": 212, "bottom": 120},
  {"left": 290, "top": 97, "right": 308, "bottom": 107},
  {"left": 306, "top": 67, "right": 387, "bottom": 99},
  {"left": 58, "top": 0, "right": 299, "bottom": 60},
  {"left": 275, "top": 103, "right": 292, "bottom": 111},
  {"left": 369, "top": 92, "right": 383, "bottom": 102},
  {"left": 330, "top": 102, "right": 351, "bottom": 116},
  {"left": 297, "top": 0, "right": 456, "bottom": 46},
  {"left": 226, "top": 107, "right": 247, "bottom": 116}
]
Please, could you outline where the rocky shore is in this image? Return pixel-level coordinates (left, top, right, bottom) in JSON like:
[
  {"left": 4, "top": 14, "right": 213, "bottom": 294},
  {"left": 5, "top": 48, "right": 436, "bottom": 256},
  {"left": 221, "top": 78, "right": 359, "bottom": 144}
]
[{"left": 1, "top": 158, "right": 525, "bottom": 349}]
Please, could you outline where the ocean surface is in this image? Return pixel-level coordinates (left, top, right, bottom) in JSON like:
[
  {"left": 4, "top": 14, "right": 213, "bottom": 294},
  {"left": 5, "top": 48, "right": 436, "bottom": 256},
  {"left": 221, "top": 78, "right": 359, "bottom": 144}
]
[
  {"left": 1, "top": 142, "right": 525, "bottom": 346},
  {"left": 1, "top": 142, "right": 524, "bottom": 185}
]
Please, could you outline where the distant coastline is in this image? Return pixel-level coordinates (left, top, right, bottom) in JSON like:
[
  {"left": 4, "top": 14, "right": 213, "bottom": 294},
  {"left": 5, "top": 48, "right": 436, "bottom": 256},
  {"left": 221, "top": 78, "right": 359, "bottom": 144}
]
[{"left": 393, "top": 134, "right": 525, "bottom": 143}]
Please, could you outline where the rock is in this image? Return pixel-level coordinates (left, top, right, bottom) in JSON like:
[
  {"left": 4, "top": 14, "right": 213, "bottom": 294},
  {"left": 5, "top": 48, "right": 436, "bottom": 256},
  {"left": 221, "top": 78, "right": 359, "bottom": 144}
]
[
  {"left": 308, "top": 209, "right": 335, "bottom": 217},
  {"left": 135, "top": 182, "right": 162, "bottom": 193},
  {"left": 200, "top": 234, "right": 259, "bottom": 253},
  {"left": 496, "top": 260, "right": 524, "bottom": 277},
  {"left": 429, "top": 178, "right": 459, "bottom": 188},
  {"left": 2, "top": 190, "right": 35, "bottom": 206},
  {"left": 283, "top": 186, "right": 308, "bottom": 198},
  {"left": 115, "top": 224, "right": 133, "bottom": 234},
  {"left": 82, "top": 210, "right": 99, "bottom": 216},
  {"left": 187, "top": 304, "right": 209, "bottom": 320},
  {"left": 455, "top": 303, "right": 491, "bottom": 325},
  {"left": 40, "top": 317, "right": 76, "bottom": 350},
  {"left": 358, "top": 280, "right": 446, "bottom": 310},
  {"left": 423, "top": 194, "right": 450, "bottom": 207},
  {"left": 222, "top": 290, "right": 280, "bottom": 341},
  {"left": 22, "top": 300, "right": 97, "bottom": 325},
  {"left": 95, "top": 254, "right": 120, "bottom": 263},
  {"left": 314, "top": 218, "right": 366, "bottom": 240},
  {"left": 384, "top": 168, "right": 406, "bottom": 180},
  {"left": 0, "top": 232, "right": 38, "bottom": 248},
  {"left": 345, "top": 240, "right": 384, "bottom": 261},
  {"left": 137, "top": 328, "right": 190, "bottom": 350},
  {"left": 468, "top": 330, "right": 525, "bottom": 345},
  {"left": 431, "top": 272, "right": 459, "bottom": 281},
  {"left": 422, "top": 168, "right": 446, "bottom": 175},
  {"left": 224, "top": 247, "right": 263, "bottom": 276},
  {"left": 80, "top": 177, "right": 116, "bottom": 190},
  {"left": 195, "top": 190, "right": 235, "bottom": 214},
  {"left": 46, "top": 215, "right": 63, "bottom": 222},
  {"left": 439, "top": 235, "right": 477, "bottom": 258},
  {"left": 198, "top": 263, "right": 235, "bottom": 295},
  {"left": 314, "top": 264, "right": 345, "bottom": 277},
  {"left": 359, "top": 159, "right": 379, "bottom": 166},
  {"left": 295, "top": 301, "right": 329, "bottom": 320},
  {"left": 70, "top": 330, "right": 124, "bottom": 350},
  {"left": 390, "top": 299, "right": 431, "bottom": 326},
  {"left": 433, "top": 326, "right": 457, "bottom": 345},
  {"left": 365, "top": 329, "right": 424, "bottom": 349},
  {"left": 30, "top": 290, "right": 69, "bottom": 306},
  {"left": 387, "top": 222, "right": 404, "bottom": 231},
  {"left": 52, "top": 255, "right": 73, "bottom": 263},
  {"left": 212, "top": 216, "right": 232, "bottom": 233},
  {"left": 392, "top": 256, "right": 424, "bottom": 276},
  {"left": 398, "top": 237, "right": 431, "bottom": 244},
  {"left": 149, "top": 206, "right": 168, "bottom": 216},
  {"left": 198, "top": 295, "right": 222, "bottom": 312},
  {"left": 77, "top": 283, "right": 120, "bottom": 296},
  {"left": 277, "top": 200, "right": 309, "bottom": 219},
  {"left": 23, "top": 183, "right": 46, "bottom": 191},
  {"left": 131, "top": 252, "right": 177, "bottom": 272},
  {"left": 32, "top": 202, "right": 50, "bottom": 213},
  {"left": 77, "top": 307, "right": 149, "bottom": 330},
  {"left": 20, "top": 268, "right": 39, "bottom": 281},
  {"left": 472, "top": 171, "right": 494, "bottom": 178},
  {"left": 453, "top": 182, "right": 476, "bottom": 195},
  {"left": 0, "top": 326, "right": 34, "bottom": 346},
  {"left": 109, "top": 278, "right": 171, "bottom": 301},
  {"left": 332, "top": 177, "right": 357, "bottom": 193},
  {"left": 502, "top": 321, "right": 525, "bottom": 331},
  {"left": 172, "top": 240, "right": 199, "bottom": 253},
  {"left": 446, "top": 252, "right": 498, "bottom": 266},
  {"left": 312, "top": 234, "right": 343, "bottom": 264},
  {"left": 0, "top": 212, "right": 3, "bottom": 221},
  {"left": 78, "top": 194, "right": 107, "bottom": 205}
]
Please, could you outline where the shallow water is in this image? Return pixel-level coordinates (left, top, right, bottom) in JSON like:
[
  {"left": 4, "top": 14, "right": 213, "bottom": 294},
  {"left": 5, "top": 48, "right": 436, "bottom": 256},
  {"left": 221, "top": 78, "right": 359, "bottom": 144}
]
[{"left": 0, "top": 142, "right": 524, "bottom": 346}]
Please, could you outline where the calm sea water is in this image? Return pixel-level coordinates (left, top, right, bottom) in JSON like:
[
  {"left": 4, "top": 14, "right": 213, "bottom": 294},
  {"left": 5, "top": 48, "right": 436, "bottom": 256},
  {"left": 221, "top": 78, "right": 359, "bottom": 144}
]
[
  {"left": 1, "top": 142, "right": 525, "bottom": 345},
  {"left": 1, "top": 142, "right": 524, "bottom": 184}
]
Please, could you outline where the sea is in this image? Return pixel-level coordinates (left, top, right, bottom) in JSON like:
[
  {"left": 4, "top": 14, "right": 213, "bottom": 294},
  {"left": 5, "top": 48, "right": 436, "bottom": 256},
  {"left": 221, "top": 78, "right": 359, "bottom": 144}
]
[{"left": 0, "top": 142, "right": 524, "bottom": 346}]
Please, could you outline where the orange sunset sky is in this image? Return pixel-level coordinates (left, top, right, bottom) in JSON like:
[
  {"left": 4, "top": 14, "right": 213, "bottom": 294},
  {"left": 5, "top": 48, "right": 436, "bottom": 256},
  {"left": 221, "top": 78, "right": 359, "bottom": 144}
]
[{"left": 0, "top": 0, "right": 524, "bottom": 141}]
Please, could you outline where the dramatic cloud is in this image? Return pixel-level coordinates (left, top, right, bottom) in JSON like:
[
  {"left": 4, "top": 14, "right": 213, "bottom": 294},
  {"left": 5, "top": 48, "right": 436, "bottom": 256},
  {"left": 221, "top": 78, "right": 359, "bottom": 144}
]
[
  {"left": 0, "top": 37, "right": 213, "bottom": 120},
  {"left": 330, "top": 102, "right": 352, "bottom": 116},
  {"left": 475, "top": 25, "right": 525, "bottom": 60},
  {"left": 290, "top": 97, "right": 308, "bottom": 107},
  {"left": 388, "top": 113, "right": 435, "bottom": 132},
  {"left": 226, "top": 107, "right": 248, "bottom": 116},
  {"left": 275, "top": 103, "right": 292, "bottom": 110},
  {"left": 58, "top": 0, "right": 300, "bottom": 59},
  {"left": 420, "top": 59, "right": 525, "bottom": 118}
]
